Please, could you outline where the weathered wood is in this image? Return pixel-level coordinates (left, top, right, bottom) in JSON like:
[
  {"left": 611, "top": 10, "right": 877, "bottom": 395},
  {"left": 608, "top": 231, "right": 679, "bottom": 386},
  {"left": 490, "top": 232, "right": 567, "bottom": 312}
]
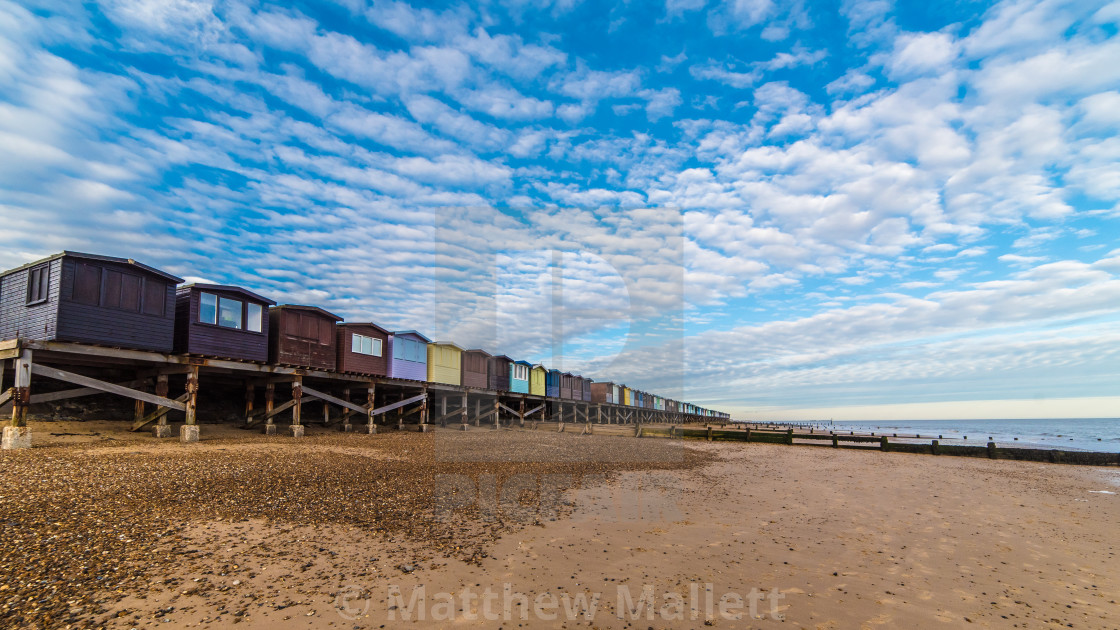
[
  {"left": 184, "top": 365, "right": 200, "bottom": 425},
  {"left": 0, "top": 387, "right": 12, "bottom": 408},
  {"left": 524, "top": 403, "right": 545, "bottom": 417},
  {"left": 498, "top": 403, "right": 519, "bottom": 416},
  {"left": 300, "top": 384, "right": 370, "bottom": 415},
  {"left": 434, "top": 407, "right": 466, "bottom": 423},
  {"left": 131, "top": 393, "right": 190, "bottom": 431},
  {"left": 369, "top": 393, "right": 427, "bottom": 417},
  {"left": 290, "top": 378, "right": 302, "bottom": 426},
  {"left": 29, "top": 377, "right": 152, "bottom": 404},
  {"left": 29, "top": 363, "right": 187, "bottom": 411},
  {"left": 10, "top": 349, "right": 32, "bottom": 427}
]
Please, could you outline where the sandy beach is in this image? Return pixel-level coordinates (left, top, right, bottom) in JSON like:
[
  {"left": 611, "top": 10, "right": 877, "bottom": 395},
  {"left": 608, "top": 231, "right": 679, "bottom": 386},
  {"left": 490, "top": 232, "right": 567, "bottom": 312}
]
[{"left": 2, "top": 421, "right": 1118, "bottom": 629}]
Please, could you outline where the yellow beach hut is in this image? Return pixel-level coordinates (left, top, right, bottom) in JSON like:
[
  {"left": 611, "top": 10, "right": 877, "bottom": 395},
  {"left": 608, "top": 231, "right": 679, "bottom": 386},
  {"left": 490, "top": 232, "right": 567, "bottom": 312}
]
[
  {"left": 426, "top": 341, "right": 464, "bottom": 385},
  {"left": 530, "top": 364, "right": 547, "bottom": 396}
]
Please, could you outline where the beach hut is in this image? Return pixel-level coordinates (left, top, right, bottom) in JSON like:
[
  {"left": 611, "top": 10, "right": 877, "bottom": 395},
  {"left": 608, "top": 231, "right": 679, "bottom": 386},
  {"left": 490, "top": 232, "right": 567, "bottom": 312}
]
[
  {"left": 546, "top": 369, "right": 561, "bottom": 398},
  {"left": 559, "top": 372, "right": 576, "bottom": 399},
  {"left": 529, "top": 365, "right": 546, "bottom": 396},
  {"left": 427, "top": 342, "right": 463, "bottom": 385},
  {"left": 461, "top": 349, "right": 491, "bottom": 389},
  {"left": 336, "top": 322, "right": 390, "bottom": 376},
  {"left": 621, "top": 386, "right": 631, "bottom": 406},
  {"left": 510, "top": 360, "right": 531, "bottom": 394},
  {"left": 388, "top": 330, "right": 430, "bottom": 381},
  {"left": 268, "top": 305, "right": 343, "bottom": 370},
  {"left": 580, "top": 377, "right": 592, "bottom": 402},
  {"left": 591, "top": 381, "right": 617, "bottom": 404},
  {"left": 0, "top": 251, "right": 183, "bottom": 352},
  {"left": 488, "top": 354, "right": 511, "bottom": 392},
  {"left": 174, "top": 284, "right": 276, "bottom": 362}
]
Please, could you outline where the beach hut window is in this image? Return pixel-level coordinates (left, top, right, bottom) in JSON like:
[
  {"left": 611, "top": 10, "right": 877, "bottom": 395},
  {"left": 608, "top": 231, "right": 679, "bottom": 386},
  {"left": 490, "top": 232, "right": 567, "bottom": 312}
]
[
  {"left": 72, "top": 263, "right": 101, "bottom": 305},
  {"left": 246, "top": 303, "right": 263, "bottom": 332},
  {"left": 352, "top": 333, "right": 382, "bottom": 356},
  {"left": 199, "top": 292, "right": 218, "bottom": 324},
  {"left": 512, "top": 364, "right": 528, "bottom": 380},
  {"left": 26, "top": 264, "right": 50, "bottom": 305},
  {"left": 218, "top": 296, "right": 243, "bottom": 329}
]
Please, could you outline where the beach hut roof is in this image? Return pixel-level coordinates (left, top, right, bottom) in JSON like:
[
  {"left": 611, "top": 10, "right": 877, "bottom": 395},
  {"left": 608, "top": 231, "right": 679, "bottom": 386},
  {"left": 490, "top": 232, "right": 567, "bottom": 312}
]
[
  {"left": 431, "top": 341, "right": 465, "bottom": 350},
  {"left": 181, "top": 283, "right": 276, "bottom": 305},
  {"left": 338, "top": 322, "right": 392, "bottom": 335},
  {"left": 271, "top": 304, "right": 343, "bottom": 321},
  {"left": 4, "top": 251, "right": 184, "bottom": 284},
  {"left": 392, "top": 330, "right": 431, "bottom": 342}
]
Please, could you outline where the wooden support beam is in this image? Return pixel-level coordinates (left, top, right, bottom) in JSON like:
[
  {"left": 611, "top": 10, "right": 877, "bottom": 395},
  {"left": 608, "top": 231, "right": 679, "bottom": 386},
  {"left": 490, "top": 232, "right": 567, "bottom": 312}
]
[
  {"left": 131, "top": 393, "right": 190, "bottom": 431},
  {"left": 29, "top": 363, "right": 187, "bottom": 412},
  {"left": 27, "top": 377, "right": 152, "bottom": 404},
  {"left": 369, "top": 393, "right": 427, "bottom": 417},
  {"left": 11, "top": 349, "right": 31, "bottom": 427},
  {"left": 434, "top": 407, "right": 466, "bottom": 423},
  {"left": 498, "top": 402, "right": 519, "bottom": 416},
  {"left": 264, "top": 382, "right": 275, "bottom": 427},
  {"left": 300, "top": 384, "right": 370, "bottom": 415},
  {"left": 524, "top": 403, "right": 545, "bottom": 417},
  {"left": 244, "top": 382, "right": 255, "bottom": 421},
  {"left": 290, "top": 377, "right": 302, "bottom": 426},
  {"left": 184, "top": 365, "right": 199, "bottom": 425},
  {"left": 0, "top": 387, "right": 12, "bottom": 408}
]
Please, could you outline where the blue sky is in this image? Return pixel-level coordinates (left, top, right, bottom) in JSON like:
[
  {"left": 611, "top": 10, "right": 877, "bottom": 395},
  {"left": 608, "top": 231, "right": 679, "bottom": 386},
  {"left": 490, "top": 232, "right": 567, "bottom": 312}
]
[{"left": 2, "top": 0, "right": 1119, "bottom": 420}]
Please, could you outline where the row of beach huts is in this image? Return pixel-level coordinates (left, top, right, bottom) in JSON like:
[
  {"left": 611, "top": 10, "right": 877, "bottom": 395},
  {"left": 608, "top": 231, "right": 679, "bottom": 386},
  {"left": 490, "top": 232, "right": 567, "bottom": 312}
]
[{"left": 0, "top": 252, "right": 727, "bottom": 418}]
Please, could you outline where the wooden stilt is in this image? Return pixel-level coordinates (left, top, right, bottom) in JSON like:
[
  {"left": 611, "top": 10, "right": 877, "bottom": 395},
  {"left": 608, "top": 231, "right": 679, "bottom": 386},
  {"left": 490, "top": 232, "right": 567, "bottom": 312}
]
[
  {"left": 475, "top": 398, "right": 481, "bottom": 427},
  {"left": 184, "top": 365, "right": 199, "bottom": 425},
  {"left": 366, "top": 384, "right": 376, "bottom": 433},
  {"left": 341, "top": 387, "right": 351, "bottom": 426},
  {"left": 10, "top": 349, "right": 31, "bottom": 427},
  {"left": 244, "top": 382, "right": 255, "bottom": 423},
  {"left": 291, "top": 377, "right": 302, "bottom": 426},
  {"left": 518, "top": 398, "right": 525, "bottom": 427},
  {"left": 441, "top": 394, "right": 447, "bottom": 427},
  {"left": 264, "top": 382, "right": 276, "bottom": 433},
  {"left": 461, "top": 392, "right": 468, "bottom": 427}
]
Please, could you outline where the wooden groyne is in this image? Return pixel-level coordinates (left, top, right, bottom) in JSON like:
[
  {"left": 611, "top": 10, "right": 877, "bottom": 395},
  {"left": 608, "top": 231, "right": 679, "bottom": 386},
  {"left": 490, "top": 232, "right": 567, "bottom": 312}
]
[{"left": 525, "top": 422, "right": 1120, "bottom": 467}]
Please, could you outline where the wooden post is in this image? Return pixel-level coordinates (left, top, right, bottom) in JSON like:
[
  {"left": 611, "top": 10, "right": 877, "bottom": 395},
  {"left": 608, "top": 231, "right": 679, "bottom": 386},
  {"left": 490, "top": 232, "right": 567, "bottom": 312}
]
[
  {"left": 184, "top": 365, "right": 199, "bottom": 425},
  {"left": 786, "top": 428, "right": 793, "bottom": 445},
  {"left": 420, "top": 387, "right": 429, "bottom": 430},
  {"left": 341, "top": 387, "right": 351, "bottom": 426},
  {"left": 832, "top": 434, "right": 839, "bottom": 448},
  {"left": 264, "top": 381, "right": 276, "bottom": 433},
  {"left": 152, "top": 374, "right": 170, "bottom": 435},
  {"left": 518, "top": 398, "right": 525, "bottom": 427},
  {"left": 322, "top": 400, "right": 330, "bottom": 425},
  {"left": 441, "top": 394, "right": 447, "bottom": 427},
  {"left": 475, "top": 398, "right": 481, "bottom": 427},
  {"left": 493, "top": 397, "right": 500, "bottom": 429},
  {"left": 244, "top": 382, "right": 255, "bottom": 423},
  {"left": 461, "top": 393, "right": 468, "bottom": 428},
  {"left": 880, "top": 436, "right": 889, "bottom": 451},
  {"left": 707, "top": 425, "right": 713, "bottom": 441},
  {"left": 291, "top": 378, "right": 302, "bottom": 426},
  {"left": 133, "top": 377, "right": 147, "bottom": 425},
  {"left": 931, "top": 439, "right": 939, "bottom": 455},
  {"left": 987, "top": 441, "right": 997, "bottom": 459},
  {"left": 397, "top": 390, "right": 405, "bottom": 430},
  {"left": 366, "top": 385, "right": 376, "bottom": 433},
  {"left": 10, "top": 349, "right": 32, "bottom": 427},
  {"left": 597, "top": 404, "right": 602, "bottom": 424}
]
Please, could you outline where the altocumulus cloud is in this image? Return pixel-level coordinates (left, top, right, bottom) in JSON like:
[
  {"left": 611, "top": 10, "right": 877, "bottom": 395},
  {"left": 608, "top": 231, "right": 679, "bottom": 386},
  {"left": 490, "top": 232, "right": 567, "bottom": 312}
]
[{"left": 0, "top": 0, "right": 1118, "bottom": 418}]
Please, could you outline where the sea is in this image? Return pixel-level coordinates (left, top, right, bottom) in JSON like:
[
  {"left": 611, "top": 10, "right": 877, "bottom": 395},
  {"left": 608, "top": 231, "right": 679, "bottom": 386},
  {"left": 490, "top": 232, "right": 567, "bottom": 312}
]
[{"left": 818, "top": 418, "right": 1120, "bottom": 453}]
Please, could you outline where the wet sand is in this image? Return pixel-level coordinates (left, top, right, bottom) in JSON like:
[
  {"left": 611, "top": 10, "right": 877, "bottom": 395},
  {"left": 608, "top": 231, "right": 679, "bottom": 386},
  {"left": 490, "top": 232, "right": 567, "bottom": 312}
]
[{"left": 2, "top": 421, "right": 1118, "bottom": 628}]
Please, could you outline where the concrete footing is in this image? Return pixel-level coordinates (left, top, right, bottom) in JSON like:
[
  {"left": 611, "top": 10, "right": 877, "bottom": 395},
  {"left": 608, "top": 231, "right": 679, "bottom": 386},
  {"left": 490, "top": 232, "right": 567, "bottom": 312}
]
[
  {"left": 152, "top": 424, "right": 173, "bottom": 438},
  {"left": 289, "top": 425, "right": 305, "bottom": 438},
  {"left": 340, "top": 423, "right": 353, "bottom": 432},
  {"left": 418, "top": 424, "right": 431, "bottom": 433},
  {"left": 2, "top": 426, "right": 31, "bottom": 450},
  {"left": 263, "top": 424, "right": 277, "bottom": 436},
  {"left": 180, "top": 425, "right": 199, "bottom": 443},
  {"left": 365, "top": 424, "right": 378, "bottom": 434},
  {"left": 460, "top": 423, "right": 468, "bottom": 431}
]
